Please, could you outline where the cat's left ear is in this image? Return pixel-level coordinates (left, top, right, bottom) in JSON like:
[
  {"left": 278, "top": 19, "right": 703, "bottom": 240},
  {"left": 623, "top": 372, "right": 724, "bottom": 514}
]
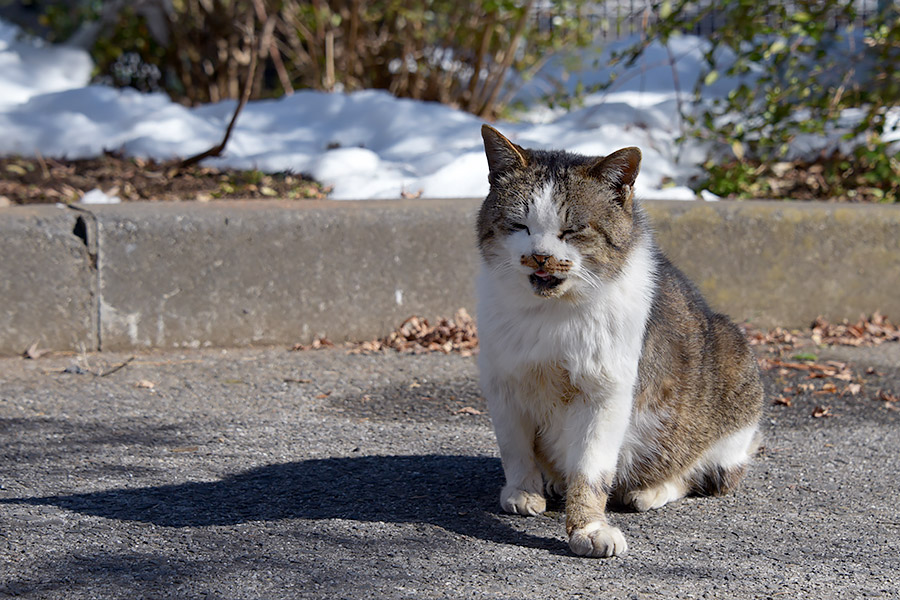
[{"left": 585, "top": 147, "right": 642, "bottom": 213}]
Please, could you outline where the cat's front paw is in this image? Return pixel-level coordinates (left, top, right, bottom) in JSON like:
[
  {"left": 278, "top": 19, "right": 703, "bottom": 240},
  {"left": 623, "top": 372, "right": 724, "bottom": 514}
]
[
  {"left": 500, "top": 485, "right": 546, "bottom": 516},
  {"left": 568, "top": 523, "right": 627, "bottom": 558}
]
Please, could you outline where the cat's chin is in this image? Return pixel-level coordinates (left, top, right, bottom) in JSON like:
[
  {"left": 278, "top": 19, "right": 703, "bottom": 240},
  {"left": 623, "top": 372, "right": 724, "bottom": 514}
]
[{"left": 529, "top": 273, "right": 566, "bottom": 297}]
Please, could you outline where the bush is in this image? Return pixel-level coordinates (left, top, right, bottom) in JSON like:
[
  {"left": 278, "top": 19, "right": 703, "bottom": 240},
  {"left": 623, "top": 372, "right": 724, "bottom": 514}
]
[
  {"left": 25, "top": 0, "right": 592, "bottom": 117},
  {"left": 609, "top": 0, "right": 900, "bottom": 202}
]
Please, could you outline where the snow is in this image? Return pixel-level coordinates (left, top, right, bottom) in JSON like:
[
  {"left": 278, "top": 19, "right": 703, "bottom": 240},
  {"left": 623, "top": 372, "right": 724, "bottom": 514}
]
[
  {"left": 0, "top": 19, "right": 93, "bottom": 108},
  {"left": 1, "top": 18, "right": 887, "bottom": 202},
  {"left": 79, "top": 188, "right": 121, "bottom": 205}
]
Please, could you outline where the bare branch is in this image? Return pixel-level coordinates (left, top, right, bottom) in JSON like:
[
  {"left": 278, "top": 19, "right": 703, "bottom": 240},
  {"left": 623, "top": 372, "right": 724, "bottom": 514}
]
[{"left": 179, "top": 26, "right": 261, "bottom": 169}]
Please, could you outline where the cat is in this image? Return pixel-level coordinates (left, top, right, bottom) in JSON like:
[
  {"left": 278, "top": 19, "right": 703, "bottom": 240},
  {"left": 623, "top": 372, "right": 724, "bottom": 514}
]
[{"left": 475, "top": 125, "right": 764, "bottom": 558}]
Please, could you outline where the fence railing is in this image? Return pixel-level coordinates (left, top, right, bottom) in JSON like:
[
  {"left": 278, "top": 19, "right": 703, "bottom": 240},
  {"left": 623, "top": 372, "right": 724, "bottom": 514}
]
[{"left": 533, "top": 0, "right": 887, "bottom": 41}]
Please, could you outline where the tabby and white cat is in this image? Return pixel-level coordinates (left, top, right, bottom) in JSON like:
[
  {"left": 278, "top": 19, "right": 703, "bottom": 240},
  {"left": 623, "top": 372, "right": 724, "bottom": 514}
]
[{"left": 476, "top": 125, "right": 764, "bottom": 558}]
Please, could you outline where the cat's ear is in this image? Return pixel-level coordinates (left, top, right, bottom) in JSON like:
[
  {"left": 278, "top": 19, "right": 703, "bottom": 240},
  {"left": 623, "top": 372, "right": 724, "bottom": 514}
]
[
  {"left": 482, "top": 124, "right": 528, "bottom": 176},
  {"left": 585, "top": 147, "right": 642, "bottom": 212}
]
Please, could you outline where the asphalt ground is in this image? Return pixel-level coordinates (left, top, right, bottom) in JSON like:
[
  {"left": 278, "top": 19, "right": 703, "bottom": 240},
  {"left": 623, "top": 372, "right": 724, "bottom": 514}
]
[{"left": 1, "top": 343, "right": 899, "bottom": 599}]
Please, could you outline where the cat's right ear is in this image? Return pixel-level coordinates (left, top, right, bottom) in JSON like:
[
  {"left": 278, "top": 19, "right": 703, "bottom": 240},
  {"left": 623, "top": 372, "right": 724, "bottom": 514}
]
[{"left": 482, "top": 125, "right": 528, "bottom": 177}]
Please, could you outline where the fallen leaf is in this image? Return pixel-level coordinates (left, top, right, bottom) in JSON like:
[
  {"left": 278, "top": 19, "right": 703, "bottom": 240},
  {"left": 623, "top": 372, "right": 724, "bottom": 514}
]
[
  {"left": 810, "top": 313, "right": 900, "bottom": 347},
  {"left": 291, "top": 337, "right": 335, "bottom": 351},
  {"left": 135, "top": 379, "right": 155, "bottom": 389},
  {"left": 811, "top": 406, "right": 834, "bottom": 418},
  {"left": 816, "top": 383, "right": 838, "bottom": 394},
  {"left": 315, "top": 392, "right": 332, "bottom": 399},
  {"left": 349, "top": 308, "right": 479, "bottom": 356},
  {"left": 877, "top": 390, "right": 899, "bottom": 403},
  {"left": 454, "top": 406, "right": 484, "bottom": 415},
  {"left": 773, "top": 395, "right": 792, "bottom": 407},
  {"left": 842, "top": 383, "right": 862, "bottom": 396},
  {"left": 23, "top": 341, "right": 50, "bottom": 360},
  {"left": 401, "top": 187, "right": 424, "bottom": 199}
]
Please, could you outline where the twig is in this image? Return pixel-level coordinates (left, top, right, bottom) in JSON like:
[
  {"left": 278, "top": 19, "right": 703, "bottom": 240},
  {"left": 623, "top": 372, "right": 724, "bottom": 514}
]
[
  {"left": 98, "top": 356, "right": 135, "bottom": 377},
  {"left": 179, "top": 30, "right": 261, "bottom": 169},
  {"left": 324, "top": 30, "right": 335, "bottom": 91},
  {"left": 34, "top": 150, "right": 50, "bottom": 179},
  {"left": 477, "top": 0, "right": 535, "bottom": 117},
  {"left": 664, "top": 41, "right": 688, "bottom": 162},
  {"left": 251, "top": 0, "right": 293, "bottom": 95}
]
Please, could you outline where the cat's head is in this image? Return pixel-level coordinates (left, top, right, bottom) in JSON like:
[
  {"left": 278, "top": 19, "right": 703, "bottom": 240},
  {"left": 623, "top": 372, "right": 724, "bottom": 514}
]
[{"left": 477, "top": 125, "right": 644, "bottom": 301}]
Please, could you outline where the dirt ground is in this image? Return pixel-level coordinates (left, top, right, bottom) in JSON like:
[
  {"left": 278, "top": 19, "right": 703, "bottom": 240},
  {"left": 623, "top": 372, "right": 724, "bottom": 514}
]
[{"left": 0, "top": 153, "right": 328, "bottom": 206}]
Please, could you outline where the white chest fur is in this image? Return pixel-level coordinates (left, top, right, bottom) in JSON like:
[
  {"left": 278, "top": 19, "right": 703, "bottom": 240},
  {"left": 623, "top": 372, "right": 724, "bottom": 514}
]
[
  {"left": 477, "top": 240, "right": 657, "bottom": 480},
  {"left": 477, "top": 241, "right": 656, "bottom": 393}
]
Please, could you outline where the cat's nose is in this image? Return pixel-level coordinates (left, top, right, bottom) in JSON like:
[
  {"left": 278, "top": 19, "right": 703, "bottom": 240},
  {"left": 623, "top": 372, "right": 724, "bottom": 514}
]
[{"left": 532, "top": 254, "right": 550, "bottom": 266}]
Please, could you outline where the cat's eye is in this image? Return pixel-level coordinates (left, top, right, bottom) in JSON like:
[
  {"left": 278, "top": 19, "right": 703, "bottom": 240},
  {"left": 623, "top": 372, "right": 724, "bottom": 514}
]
[
  {"left": 559, "top": 228, "right": 580, "bottom": 239},
  {"left": 510, "top": 223, "right": 530, "bottom": 235}
]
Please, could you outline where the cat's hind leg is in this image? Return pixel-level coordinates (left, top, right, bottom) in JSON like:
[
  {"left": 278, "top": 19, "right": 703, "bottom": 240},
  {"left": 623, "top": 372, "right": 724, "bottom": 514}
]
[
  {"left": 622, "top": 477, "right": 690, "bottom": 512},
  {"left": 622, "top": 424, "right": 759, "bottom": 511},
  {"left": 690, "top": 424, "right": 760, "bottom": 497}
]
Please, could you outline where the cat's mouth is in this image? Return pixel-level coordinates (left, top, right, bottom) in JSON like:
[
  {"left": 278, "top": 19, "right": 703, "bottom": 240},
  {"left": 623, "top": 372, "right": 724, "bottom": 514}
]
[{"left": 529, "top": 270, "right": 564, "bottom": 295}]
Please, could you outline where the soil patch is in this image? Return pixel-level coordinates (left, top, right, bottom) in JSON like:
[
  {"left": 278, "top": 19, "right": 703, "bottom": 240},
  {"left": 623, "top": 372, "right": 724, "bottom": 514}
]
[{"left": 0, "top": 153, "right": 329, "bottom": 205}]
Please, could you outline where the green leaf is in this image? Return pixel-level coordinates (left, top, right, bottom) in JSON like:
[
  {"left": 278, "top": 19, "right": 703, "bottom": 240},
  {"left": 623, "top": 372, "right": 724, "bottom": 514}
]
[{"left": 660, "top": 0, "right": 672, "bottom": 20}]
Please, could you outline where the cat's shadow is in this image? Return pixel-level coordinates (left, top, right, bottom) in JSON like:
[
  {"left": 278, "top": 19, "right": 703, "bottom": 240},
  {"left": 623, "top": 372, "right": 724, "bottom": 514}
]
[{"left": 2, "top": 454, "right": 566, "bottom": 553}]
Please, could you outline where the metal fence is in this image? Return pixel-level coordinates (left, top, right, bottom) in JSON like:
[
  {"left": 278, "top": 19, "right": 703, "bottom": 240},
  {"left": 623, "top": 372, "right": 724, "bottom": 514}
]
[{"left": 533, "top": 0, "right": 889, "bottom": 41}]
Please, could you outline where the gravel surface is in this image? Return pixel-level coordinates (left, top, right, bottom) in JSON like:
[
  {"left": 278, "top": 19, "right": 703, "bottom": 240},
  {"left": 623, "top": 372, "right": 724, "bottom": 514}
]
[{"left": 1, "top": 345, "right": 899, "bottom": 599}]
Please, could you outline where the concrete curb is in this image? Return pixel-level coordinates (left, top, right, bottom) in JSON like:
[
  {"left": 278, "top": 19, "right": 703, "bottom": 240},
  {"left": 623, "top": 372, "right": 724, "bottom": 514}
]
[{"left": 1, "top": 199, "right": 898, "bottom": 355}]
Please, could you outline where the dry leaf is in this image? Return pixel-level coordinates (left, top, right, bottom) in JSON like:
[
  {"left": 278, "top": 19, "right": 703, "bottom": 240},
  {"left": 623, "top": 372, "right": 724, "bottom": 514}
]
[
  {"left": 773, "top": 395, "right": 792, "bottom": 407},
  {"left": 811, "top": 406, "right": 834, "bottom": 418},
  {"left": 292, "top": 337, "right": 335, "bottom": 351},
  {"left": 817, "top": 383, "right": 838, "bottom": 394},
  {"left": 810, "top": 313, "right": 900, "bottom": 347},
  {"left": 348, "top": 308, "right": 479, "bottom": 356},
  {"left": 877, "top": 390, "right": 899, "bottom": 403},
  {"left": 135, "top": 379, "right": 155, "bottom": 389},
  {"left": 23, "top": 341, "right": 50, "bottom": 360},
  {"left": 454, "top": 406, "right": 484, "bottom": 415},
  {"left": 842, "top": 383, "right": 862, "bottom": 396}
]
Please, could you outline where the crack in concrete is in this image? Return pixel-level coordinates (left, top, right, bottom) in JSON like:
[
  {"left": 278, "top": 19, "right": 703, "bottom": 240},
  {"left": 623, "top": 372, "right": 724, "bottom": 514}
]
[{"left": 66, "top": 205, "right": 102, "bottom": 352}]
